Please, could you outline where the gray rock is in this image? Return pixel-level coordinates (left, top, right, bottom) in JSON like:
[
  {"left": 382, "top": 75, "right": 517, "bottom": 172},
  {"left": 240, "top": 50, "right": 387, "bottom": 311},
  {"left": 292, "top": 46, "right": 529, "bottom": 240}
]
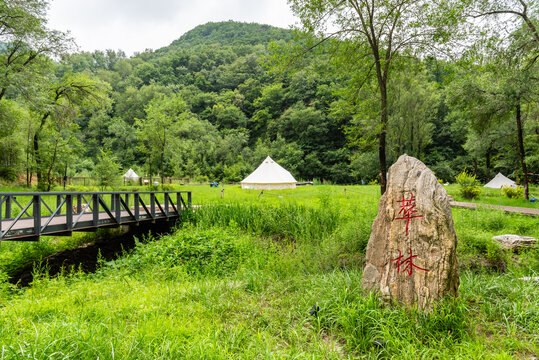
[
  {"left": 492, "top": 234, "right": 536, "bottom": 251},
  {"left": 362, "top": 154, "right": 459, "bottom": 309}
]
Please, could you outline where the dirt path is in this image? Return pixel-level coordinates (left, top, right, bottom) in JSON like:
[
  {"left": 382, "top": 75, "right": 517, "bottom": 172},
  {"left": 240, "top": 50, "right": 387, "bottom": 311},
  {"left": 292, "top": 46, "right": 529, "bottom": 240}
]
[{"left": 450, "top": 201, "right": 539, "bottom": 217}]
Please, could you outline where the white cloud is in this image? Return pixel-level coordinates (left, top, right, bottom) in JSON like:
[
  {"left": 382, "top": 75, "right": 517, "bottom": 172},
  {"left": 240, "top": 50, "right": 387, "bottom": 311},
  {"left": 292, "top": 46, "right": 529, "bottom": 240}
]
[{"left": 47, "top": 0, "right": 298, "bottom": 55}]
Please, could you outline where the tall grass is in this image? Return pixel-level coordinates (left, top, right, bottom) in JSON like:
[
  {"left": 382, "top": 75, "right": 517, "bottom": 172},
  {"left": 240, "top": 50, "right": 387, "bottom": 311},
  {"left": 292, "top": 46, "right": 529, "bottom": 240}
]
[
  {"left": 452, "top": 207, "right": 539, "bottom": 273},
  {"left": 0, "top": 185, "right": 538, "bottom": 358},
  {"left": 192, "top": 202, "right": 340, "bottom": 244}
]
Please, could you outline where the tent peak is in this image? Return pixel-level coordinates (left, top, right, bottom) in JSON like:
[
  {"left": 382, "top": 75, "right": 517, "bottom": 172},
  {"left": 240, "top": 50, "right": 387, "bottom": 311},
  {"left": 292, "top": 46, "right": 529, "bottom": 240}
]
[
  {"left": 484, "top": 172, "right": 516, "bottom": 189},
  {"left": 241, "top": 156, "right": 297, "bottom": 190},
  {"left": 123, "top": 168, "right": 140, "bottom": 180}
]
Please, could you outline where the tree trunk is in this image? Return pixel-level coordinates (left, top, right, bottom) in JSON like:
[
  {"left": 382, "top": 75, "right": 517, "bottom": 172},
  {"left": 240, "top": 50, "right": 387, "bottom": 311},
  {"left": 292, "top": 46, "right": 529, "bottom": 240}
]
[
  {"left": 379, "top": 81, "right": 388, "bottom": 195},
  {"left": 26, "top": 142, "right": 31, "bottom": 188},
  {"left": 418, "top": 128, "right": 422, "bottom": 160},
  {"left": 45, "top": 135, "right": 61, "bottom": 192},
  {"left": 33, "top": 112, "right": 51, "bottom": 189},
  {"left": 410, "top": 120, "right": 414, "bottom": 156},
  {"left": 161, "top": 128, "right": 166, "bottom": 186},
  {"left": 33, "top": 132, "right": 42, "bottom": 187},
  {"left": 485, "top": 146, "right": 491, "bottom": 181},
  {"left": 26, "top": 122, "right": 32, "bottom": 187},
  {"left": 515, "top": 99, "right": 529, "bottom": 200}
]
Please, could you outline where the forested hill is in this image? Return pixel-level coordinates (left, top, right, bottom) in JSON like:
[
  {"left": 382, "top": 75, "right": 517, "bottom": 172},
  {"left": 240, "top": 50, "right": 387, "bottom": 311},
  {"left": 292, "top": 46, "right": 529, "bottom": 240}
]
[
  {"left": 1, "top": 18, "right": 537, "bottom": 190},
  {"left": 163, "top": 21, "right": 296, "bottom": 50}
]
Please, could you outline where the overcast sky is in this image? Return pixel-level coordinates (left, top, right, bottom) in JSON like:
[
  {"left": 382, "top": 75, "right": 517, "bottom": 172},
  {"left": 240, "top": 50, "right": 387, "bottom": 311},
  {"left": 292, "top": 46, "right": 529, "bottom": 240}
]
[{"left": 47, "top": 0, "right": 299, "bottom": 56}]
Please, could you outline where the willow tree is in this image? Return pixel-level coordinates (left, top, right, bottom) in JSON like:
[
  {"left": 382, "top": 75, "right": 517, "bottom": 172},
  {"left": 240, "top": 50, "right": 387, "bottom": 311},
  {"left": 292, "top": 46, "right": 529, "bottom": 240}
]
[{"left": 287, "top": 0, "right": 463, "bottom": 193}]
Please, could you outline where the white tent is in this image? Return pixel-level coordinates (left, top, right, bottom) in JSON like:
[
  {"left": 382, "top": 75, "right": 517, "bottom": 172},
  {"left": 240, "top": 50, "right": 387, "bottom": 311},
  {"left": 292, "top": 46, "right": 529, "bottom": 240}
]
[
  {"left": 241, "top": 156, "right": 297, "bottom": 190},
  {"left": 123, "top": 168, "right": 140, "bottom": 181},
  {"left": 484, "top": 173, "right": 517, "bottom": 188}
]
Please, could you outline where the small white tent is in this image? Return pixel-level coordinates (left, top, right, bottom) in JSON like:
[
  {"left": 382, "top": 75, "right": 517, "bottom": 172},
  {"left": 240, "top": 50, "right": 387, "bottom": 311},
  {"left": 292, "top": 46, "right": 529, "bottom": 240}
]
[
  {"left": 484, "top": 173, "right": 517, "bottom": 188},
  {"left": 123, "top": 168, "right": 140, "bottom": 181},
  {"left": 241, "top": 156, "right": 297, "bottom": 190}
]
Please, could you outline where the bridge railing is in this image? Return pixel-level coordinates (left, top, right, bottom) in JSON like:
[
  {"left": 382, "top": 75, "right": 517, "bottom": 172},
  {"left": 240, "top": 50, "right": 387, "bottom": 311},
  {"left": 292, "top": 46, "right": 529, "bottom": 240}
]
[{"left": 0, "top": 191, "right": 191, "bottom": 241}]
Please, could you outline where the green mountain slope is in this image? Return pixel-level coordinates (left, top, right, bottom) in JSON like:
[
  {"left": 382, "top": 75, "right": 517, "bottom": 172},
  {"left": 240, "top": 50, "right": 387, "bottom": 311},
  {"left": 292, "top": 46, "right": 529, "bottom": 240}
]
[{"left": 162, "top": 21, "right": 295, "bottom": 50}]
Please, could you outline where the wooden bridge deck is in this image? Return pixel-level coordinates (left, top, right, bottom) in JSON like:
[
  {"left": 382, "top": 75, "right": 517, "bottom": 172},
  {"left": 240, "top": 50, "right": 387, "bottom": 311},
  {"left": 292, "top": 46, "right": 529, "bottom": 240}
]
[{"left": 0, "top": 191, "right": 191, "bottom": 241}]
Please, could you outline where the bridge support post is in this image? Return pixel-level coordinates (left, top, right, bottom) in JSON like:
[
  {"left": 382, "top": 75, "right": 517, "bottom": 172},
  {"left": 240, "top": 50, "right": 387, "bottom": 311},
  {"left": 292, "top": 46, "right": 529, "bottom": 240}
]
[
  {"left": 134, "top": 193, "right": 140, "bottom": 220},
  {"left": 177, "top": 193, "right": 182, "bottom": 217},
  {"left": 33, "top": 195, "right": 41, "bottom": 237},
  {"left": 77, "top": 194, "right": 82, "bottom": 214},
  {"left": 56, "top": 195, "right": 63, "bottom": 215},
  {"left": 150, "top": 193, "right": 156, "bottom": 219},
  {"left": 115, "top": 193, "right": 121, "bottom": 223},
  {"left": 66, "top": 194, "right": 73, "bottom": 231},
  {"left": 5, "top": 196, "right": 11, "bottom": 219},
  {"left": 92, "top": 194, "right": 99, "bottom": 227}
]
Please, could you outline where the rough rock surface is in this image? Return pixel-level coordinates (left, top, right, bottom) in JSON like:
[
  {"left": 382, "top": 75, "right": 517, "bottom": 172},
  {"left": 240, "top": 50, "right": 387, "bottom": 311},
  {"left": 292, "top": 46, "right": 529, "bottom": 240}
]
[
  {"left": 493, "top": 234, "right": 536, "bottom": 251},
  {"left": 362, "top": 154, "right": 459, "bottom": 309}
]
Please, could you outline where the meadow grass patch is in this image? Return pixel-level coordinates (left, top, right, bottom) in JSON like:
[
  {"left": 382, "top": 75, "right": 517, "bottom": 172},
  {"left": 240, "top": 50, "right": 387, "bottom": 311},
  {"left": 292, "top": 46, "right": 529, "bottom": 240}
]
[{"left": 0, "top": 184, "right": 538, "bottom": 358}]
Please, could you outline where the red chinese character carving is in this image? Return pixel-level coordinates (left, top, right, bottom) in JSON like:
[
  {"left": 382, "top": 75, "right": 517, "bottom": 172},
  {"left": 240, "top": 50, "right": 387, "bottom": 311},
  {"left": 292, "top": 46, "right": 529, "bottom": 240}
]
[
  {"left": 395, "top": 192, "right": 423, "bottom": 235},
  {"left": 391, "top": 248, "right": 430, "bottom": 276}
]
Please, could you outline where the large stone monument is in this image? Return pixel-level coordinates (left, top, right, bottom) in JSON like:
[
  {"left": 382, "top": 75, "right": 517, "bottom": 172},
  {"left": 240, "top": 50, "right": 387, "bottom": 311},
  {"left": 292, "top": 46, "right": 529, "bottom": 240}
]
[{"left": 362, "top": 154, "right": 459, "bottom": 309}]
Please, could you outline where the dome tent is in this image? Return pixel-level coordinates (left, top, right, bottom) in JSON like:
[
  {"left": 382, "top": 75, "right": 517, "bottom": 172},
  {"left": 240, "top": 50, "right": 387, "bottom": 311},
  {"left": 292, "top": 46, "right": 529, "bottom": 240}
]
[
  {"left": 484, "top": 173, "right": 517, "bottom": 189},
  {"left": 241, "top": 156, "right": 297, "bottom": 190},
  {"left": 123, "top": 168, "right": 139, "bottom": 181}
]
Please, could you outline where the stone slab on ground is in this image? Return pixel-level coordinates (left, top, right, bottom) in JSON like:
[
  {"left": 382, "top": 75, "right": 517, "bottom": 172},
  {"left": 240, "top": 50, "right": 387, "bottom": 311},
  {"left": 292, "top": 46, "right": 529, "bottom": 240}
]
[{"left": 493, "top": 234, "right": 536, "bottom": 251}]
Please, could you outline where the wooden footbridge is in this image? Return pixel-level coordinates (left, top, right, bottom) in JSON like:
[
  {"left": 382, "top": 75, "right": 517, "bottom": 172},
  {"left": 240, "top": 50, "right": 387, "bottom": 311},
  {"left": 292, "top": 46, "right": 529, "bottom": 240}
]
[{"left": 0, "top": 191, "right": 191, "bottom": 241}]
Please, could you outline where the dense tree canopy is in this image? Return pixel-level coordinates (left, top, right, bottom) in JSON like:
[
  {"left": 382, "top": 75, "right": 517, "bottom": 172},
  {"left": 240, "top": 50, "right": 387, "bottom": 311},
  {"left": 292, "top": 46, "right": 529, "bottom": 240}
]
[{"left": 0, "top": 5, "right": 536, "bottom": 196}]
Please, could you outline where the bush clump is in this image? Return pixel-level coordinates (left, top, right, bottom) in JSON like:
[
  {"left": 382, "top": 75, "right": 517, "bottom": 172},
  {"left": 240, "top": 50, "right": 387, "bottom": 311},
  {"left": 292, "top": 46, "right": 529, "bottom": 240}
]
[
  {"left": 456, "top": 171, "right": 481, "bottom": 199},
  {"left": 0, "top": 167, "right": 17, "bottom": 182},
  {"left": 110, "top": 227, "right": 248, "bottom": 276},
  {"left": 501, "top": 185, "right": 523, "bottom": 199}
]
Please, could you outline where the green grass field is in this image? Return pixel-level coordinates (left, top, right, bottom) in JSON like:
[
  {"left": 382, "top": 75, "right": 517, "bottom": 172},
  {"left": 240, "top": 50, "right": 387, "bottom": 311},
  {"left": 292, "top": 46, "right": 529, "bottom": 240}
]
[
  {"left": 0, "top": 185, "right": 538, "bottom": 359},
  {"left": 444, "top": 184, "right": 539, "bottom": 208}
]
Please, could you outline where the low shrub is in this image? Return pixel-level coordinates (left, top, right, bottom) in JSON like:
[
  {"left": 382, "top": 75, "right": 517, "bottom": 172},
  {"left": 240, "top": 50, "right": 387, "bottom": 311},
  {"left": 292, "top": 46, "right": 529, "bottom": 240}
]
[
  {"left": 146, "top": 184, "right": 159, "bottom": 191},
  {"left": 456, "top": 171, "right": 481, "bottom": 199},
  {"left": 117, "top": 186, "right": 141, "bottom": 192},
  {"left": 108, "top": 227, "right": 249, "bottom": 277},
  {"left": 430, "top": 162, "right": 456, "bottom": 183},
  {"left": 501, "top": 185, "right": 523, "bottom": 199},
  {"left": 66, "top": 185, "right": 88, "bottom": 192},
  {"left": 161, "top": 184, "right": 175, "bottom": 191},
  {"left": 0, "top": 270, "right": 10, "bottom": 301},
  {"left": 0, "top": 167, "right": 17, "bottom": 182}
]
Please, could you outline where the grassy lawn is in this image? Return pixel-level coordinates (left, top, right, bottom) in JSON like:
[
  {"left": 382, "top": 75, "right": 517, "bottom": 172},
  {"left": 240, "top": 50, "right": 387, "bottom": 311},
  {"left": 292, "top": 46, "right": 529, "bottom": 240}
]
[
  {"left": 0, "top": 184, "right": 538, "bottom": 358},
  {"left": 445, "top": 184, "right": 539, "bottom": 208}
]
